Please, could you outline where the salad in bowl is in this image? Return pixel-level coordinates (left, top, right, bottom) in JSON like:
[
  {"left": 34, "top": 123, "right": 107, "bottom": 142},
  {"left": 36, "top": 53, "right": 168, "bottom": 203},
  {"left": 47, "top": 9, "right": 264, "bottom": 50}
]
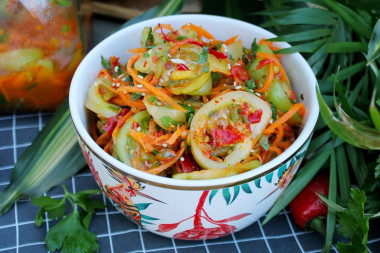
[{"left": 85, "top": 22, "right": 305, "bottom": 180}]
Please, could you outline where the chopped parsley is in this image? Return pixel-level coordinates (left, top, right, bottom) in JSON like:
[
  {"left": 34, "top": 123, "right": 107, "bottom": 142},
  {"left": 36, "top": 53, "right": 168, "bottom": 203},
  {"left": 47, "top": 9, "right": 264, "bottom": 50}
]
[
  {"left": 251, "top": 38, "right": 259, "bottom": 56},
  {"left": 131, "top": 92, "right": 142, "bottom": 101},
  {"left": 101, "top": 55, "right": 111, "bottom": 69},
  {"left": 197, "top": 45, "right": 209, "bottom": 64},
  {"left": 271, "top": 103, "right": 278, "bottom": 120},
  {"left": 160, "top": 116, "right": 182, "bottom": 128}
]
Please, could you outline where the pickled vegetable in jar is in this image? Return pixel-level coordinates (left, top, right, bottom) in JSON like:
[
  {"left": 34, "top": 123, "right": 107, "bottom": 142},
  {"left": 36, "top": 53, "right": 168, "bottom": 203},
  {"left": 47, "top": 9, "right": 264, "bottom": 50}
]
[{"left": 0, "top": 0, "right": 90, "bottom": 112}]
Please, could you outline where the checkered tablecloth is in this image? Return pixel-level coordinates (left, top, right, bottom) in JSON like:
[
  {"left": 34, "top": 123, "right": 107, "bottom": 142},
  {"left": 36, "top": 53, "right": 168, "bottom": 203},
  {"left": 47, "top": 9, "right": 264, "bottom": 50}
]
[{"left": 1, "top": 16, "right": 380, "bottom": 253}]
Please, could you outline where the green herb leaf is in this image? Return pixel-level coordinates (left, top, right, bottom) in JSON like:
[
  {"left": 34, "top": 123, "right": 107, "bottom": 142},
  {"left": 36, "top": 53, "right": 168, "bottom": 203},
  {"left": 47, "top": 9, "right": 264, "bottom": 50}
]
[
  {"left": 259, "top": 135, "right": 269, "bottom": 151},
  {"left": 211, "top": 72, "right": 220, "bottom": 81},
  {"left": 131, "top": 92, "right": 142, "bottom": 101},
  {"left": 101, "top": 55, "right": 111, "bottom": 69},
  {"left": 336, "top": 189, "right": 369, "bottom": 253},
  {"left": 45, "top": 210, "right": 99, "bottom": 253},
  {"left": 230, "top": 112, "right": 240, "bottom": 122},
  {"left": 160, "top": 116, "right": 182, "bottom": 128},
  {"left": 271, "top": 103, "right": 278, "bottom": 121},
  {"left": 32, "top": 185, "right": 103, "bottom": 253},
  {"left": 251, "top": 38, "right": 258, "bottom": 55},
  {"left": 197, "top": 45, "right": 209, "bottom": 64},
  {"left": 245, "top": 78, "right": 256, "bottom": 90},
  {"left": 242, "top": 115, "right": 250, "bottom": 124},
  {"left": 148, "top": 95, "right": 158, "bottom": 103}
]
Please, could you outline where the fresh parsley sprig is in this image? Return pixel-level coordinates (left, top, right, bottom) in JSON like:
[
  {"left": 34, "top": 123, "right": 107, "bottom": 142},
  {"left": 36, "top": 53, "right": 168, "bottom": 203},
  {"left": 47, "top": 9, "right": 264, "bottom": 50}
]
[{"left": 32, "top": 185, "right": 105, "bottom": 253}]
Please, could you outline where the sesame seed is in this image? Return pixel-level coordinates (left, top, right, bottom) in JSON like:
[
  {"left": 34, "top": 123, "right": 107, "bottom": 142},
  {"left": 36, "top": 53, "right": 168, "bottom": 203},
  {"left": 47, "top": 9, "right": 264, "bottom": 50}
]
[
  {"left": 162, "top": 143, "right": 168, "bottom": 147},
  {"left": 156, "top": 102, "right": 162, "bottom": 106},
  {"left": 270, "top": 119, "right": 274, "bottom": 124},
  {"left": 255, "top": 92, "right": 261, "bottom": 97},
  {"left": 123, "top": 91, "right": 127, "bottom": 94},
  {"left": 167, "top": 54, "right": 171, "bottom": 58},
  {"left": 180, "top": 157, "right": 185, "bottom": 162},
  {"left": 122, "top": 77, "right": 127, "bottom": 81},
  {"left": 171, "top": 58, "right": 187, "bottom": 65},
  {"left": 250, "top": 149, "right": 255, "bottom": 153},
  {"left": 104, "top": 76, "right": 108, "bottom": 79},
  {"left": 142, "top": 93, "right": 145, "bottom": 96},
  {"left": 233, "top": 81, "right": 237, "bottom": 86},
  {"left": 235, "top": 86, "right": 242, "bottom": 89},
  {"left": 137, "top": 127, "right": 141, "bottom": 131},
  {"left": 228, "top": 63, "right": 231, "bottom": 70},
  {"left": 138, "top": 75, "right": 144, "bottom": 79},
  {"left": 147, "top": 49, "right": 152, "bottom": 54},
  {"left": 114, "top": 66, "right": 119, "bottom": 72},
  {"left": 235, "top": 63, "right": 241, "bottom": 66},
  {"left": 137, "top": 84, "right": 143, "bottom": 88},
  {"left": 118, "top": 74, "right": 123, "bottom": 78},
  {"left": 159, "top": 79, "right": 164, "bottom": 83},
  {"left": 112, "top": 83, "right": 115, "bottom": 87},
  {"left": 116, "top": 83, "right": 120, "bottom": 87}
]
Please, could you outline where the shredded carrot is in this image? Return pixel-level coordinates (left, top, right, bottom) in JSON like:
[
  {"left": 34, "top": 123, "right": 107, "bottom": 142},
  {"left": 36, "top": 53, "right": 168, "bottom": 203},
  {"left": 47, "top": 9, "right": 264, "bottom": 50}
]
[
  {"left": 153, "top": 134, "right": 171, "bottom": 146},
  {"left": 255, "top": 62, "right": 274, "bottom": 93},
  {"left": 148, "top": 118, "right": 156, "bottom": 135},
  {"left": 181, "top": 23, "right": 215, "bottom": 40},
  {"left": 279, "top": 140, "right": 292, "bottom": 149},
  {"left": 268, "top": 146, "right": 282, "bottom": 155},
  {"left": 256, "top": 52, "right": 287, "bottom": 81},
  {"left": 129, "top": 130, "right": 155, "bottom": 153},
  {"left": 263, "top": 103, "right": 304, "bottom": 134},
  {"left": 127, "top": 47, "right": 147, "bottom": 54},
  {"left": 98, "top": 68, "right": 113, "bottom": 80},
  {"left": 96, "top": 132, "right": 111, "bottom": 146},
  {"left": 147, "top": 142, "right": 186, "bottom": 175},
  {"left": 104, "top": 140, "right": 113, "bottom": 153},
  {"left": 169, "top": 38, "right": 197, "bottom": 55},
  {"left": 127, "top": 55, "right": 186, "bottom": 112},
  {"left": 258, "top": 38, "right": 273, "bottom": 47},
  {"left": 167, "top": 125, "right": 187, "bottom": 145},
  {"left": 118, "top": 91, "right": 146, "bottom": 109},
  {"left": 117, "top": 86, "right": 150, "bottom": 93},
  {"left": 272, "top": 125, "right": 284, "bottom": 147},
  {"left": 153, "top": 23, "right": 174, "bottom": 33},
  {"left": 224, "top": 35, "right": 238, "bottom": 45}
]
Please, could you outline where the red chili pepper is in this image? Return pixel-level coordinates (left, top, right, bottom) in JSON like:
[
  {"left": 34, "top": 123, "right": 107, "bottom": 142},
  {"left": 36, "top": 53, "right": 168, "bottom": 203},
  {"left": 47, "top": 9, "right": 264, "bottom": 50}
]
[
  {"left": 152, "top": 56, "right": 158, "bottom": 63},
  {"left": 208, "top": 48, "right": 228, "bottom": 59},
  {"left": 160, "top": 25, "right": 176, "bottom": 42},
  {"left": 177, "top": 151, "right": 198, "bottom": 173},
  {"left": 231, "top": 65, "right": 251, "bottom": 82},
  {"left": 103, "top": 108, "right": 130, "bottom": 136},
  {"left": 110, "top": 56, "right": 120, "bottom": 70},
  {"left": 248, "top": 109, "right": 263, "bottom": 123},
  {"left": 289, "top": 171, "right": 329, "bottom": 231},
  {"left": 256, "top": 58, "right": 274, "bottom": 70},
  {"left": 211, "top": 127, "right": 242, "bottom": 146},
  {"left": 176, "top": 63, "right": 189, "bottom": 71}
]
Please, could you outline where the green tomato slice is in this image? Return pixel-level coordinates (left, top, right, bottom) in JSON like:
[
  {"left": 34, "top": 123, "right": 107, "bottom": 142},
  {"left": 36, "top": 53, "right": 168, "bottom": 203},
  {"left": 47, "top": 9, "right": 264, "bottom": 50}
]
[
  {"left": 143, "top": 95, "right": 186, "bottom": 130},
  {"left": 266, "top": 79, "right": 302, "bottom": 123},
  {"left": 173, "top": 160, "right": 262, "bottom": 180},
  {"left": 113, "top": 111, "right": 160, "bottom": 168},
  {"left": 84, "top": 78, "right": 120, "bottom": 118},
  {"left": 170, "top": 72, "right": 212, "bottom": 95},
  {"left": 189, "top": 91, "right": 272, "bottom": 170}
]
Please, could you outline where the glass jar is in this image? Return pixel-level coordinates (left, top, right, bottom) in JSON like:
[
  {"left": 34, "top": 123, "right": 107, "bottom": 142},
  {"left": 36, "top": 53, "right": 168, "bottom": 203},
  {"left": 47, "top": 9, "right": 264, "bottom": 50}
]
[{"left": 0, "top": 0, "right": 91, "bottom": 112}]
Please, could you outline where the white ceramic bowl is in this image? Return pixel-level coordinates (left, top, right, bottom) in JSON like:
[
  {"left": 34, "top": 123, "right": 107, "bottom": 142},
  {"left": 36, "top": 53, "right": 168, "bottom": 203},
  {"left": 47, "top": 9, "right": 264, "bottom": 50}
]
[{"left": 69, "top": 14, "right": 318, "bottom": 240}]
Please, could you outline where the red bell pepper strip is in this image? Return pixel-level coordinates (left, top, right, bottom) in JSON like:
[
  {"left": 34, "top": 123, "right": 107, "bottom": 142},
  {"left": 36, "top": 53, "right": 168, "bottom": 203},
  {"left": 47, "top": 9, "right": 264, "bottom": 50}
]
[
  {"left": 289, "top": 171, "right": 329, "bottom": 231},
  {"left": 211, "top": 127, "right": 243, "bottom": 146},
  {"left": 256, "top": 58, "right": 274, "bottom": 70},
  {"left": 160, "top": 25, "right": 176, "bottom": 42},
  {"left": 177, "top": 63, "right": 189, "bottom": 71},
  {"left": 248, "top": 109, "right": 263, "bottom": 124},
  {"left": 176, "top": 151, "right": 198, "bottom": 173},
  {"left": 103, "top": 108, "right": 130, "bottom": 136},
  {"left": 231, "top": 65, "right": 251, "bottom": 82},
  {"left": 208, "top": 48, "right": 228, "bottom": 59}
]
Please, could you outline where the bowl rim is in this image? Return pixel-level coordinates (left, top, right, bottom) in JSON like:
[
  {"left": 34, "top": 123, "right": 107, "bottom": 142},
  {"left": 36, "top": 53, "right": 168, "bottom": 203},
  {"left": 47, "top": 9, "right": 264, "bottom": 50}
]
[{"left": 69, "top": 14, "right": 319, "bottom": 190}]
